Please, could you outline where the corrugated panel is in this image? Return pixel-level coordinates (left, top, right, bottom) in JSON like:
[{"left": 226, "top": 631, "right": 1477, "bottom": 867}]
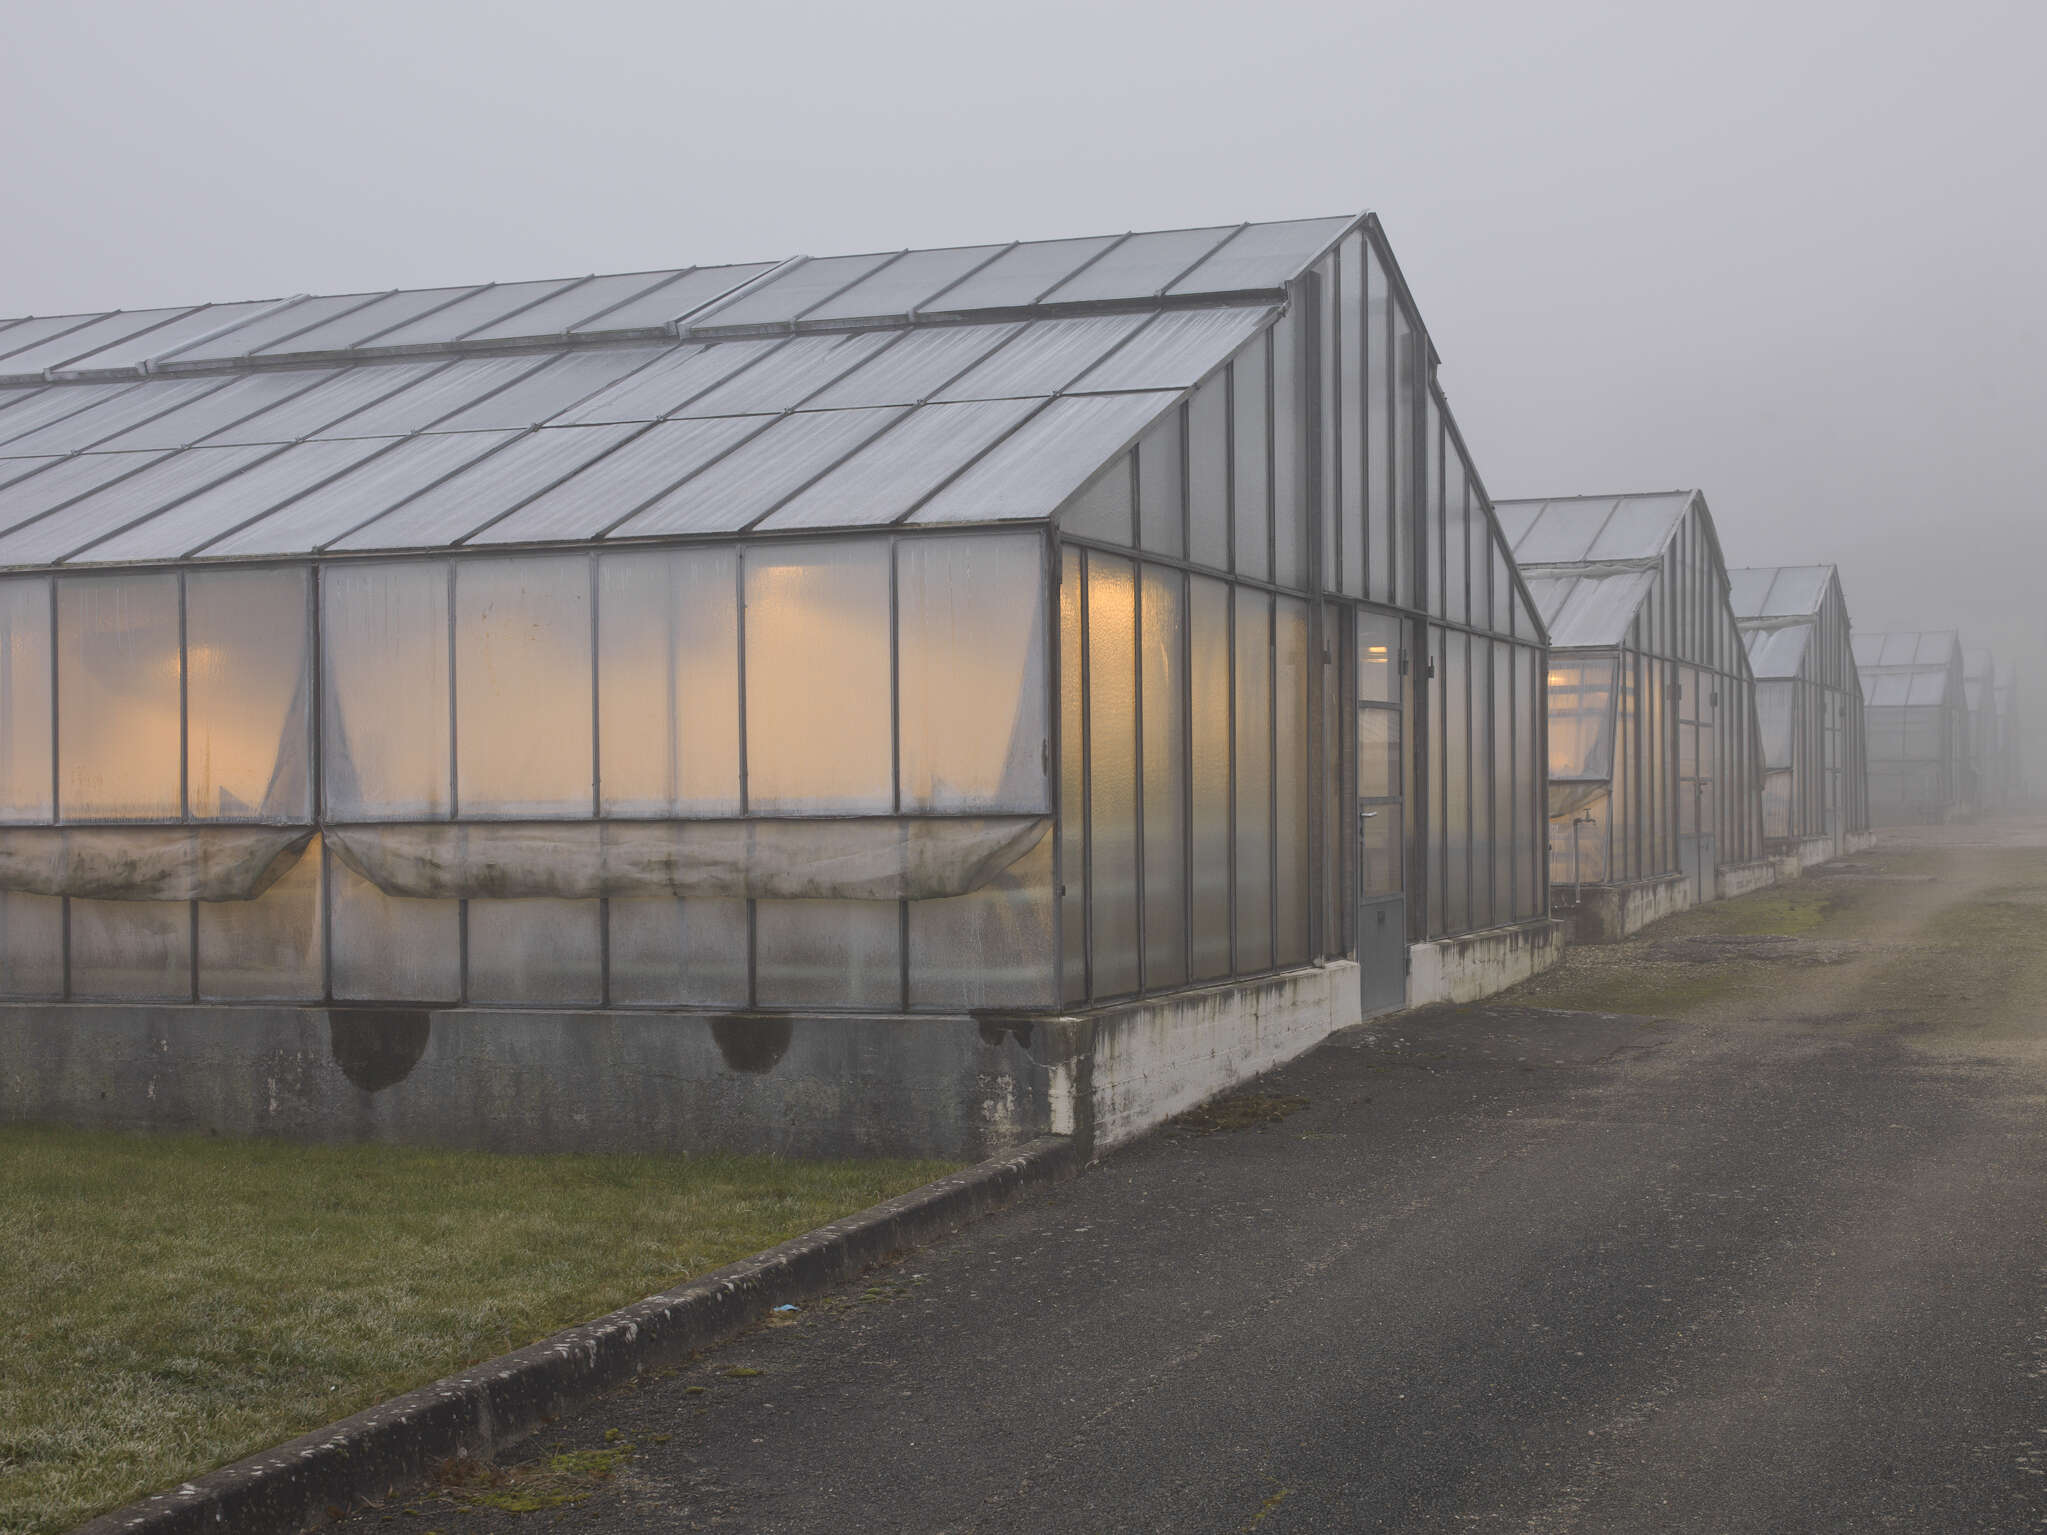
[
  {"left": 202, "top": 431, "right": 518, "bottom": 556},
  {"left": 0, "top": 307, "right": 199, "bottom": 377},
  {"left": 0, "top": 377, "right": 235, "bottom": 457},
  {"left": 759, "top": 398, "right": 1041, "bottom": 530},
  {"left": 918, "top": 235, "right": 1120, "bottom": 313},
  {"left": 1067, "top": 305, "right": 1275, "bottom": 393},
  {"left": 911, "top": 391, "right": 1177, "bottom": 526},
  {"left": 0, "top": 313, "right": 122, "bottom": 366},
  {"left": 572, "top": 263, "right": 778, "bottom": 333},
  {"left": 355, "top": 278, "right": 588, "bottom": 351},
  {"left": 1164, "top": 217, "right": 1352, "bottom": 294},
  {"left": 608, "top": 407, "right": 907, "bottom": 538},
  {"left": 1745, "top": 624, "right": 1812, "bottom": 679},
  {"left": 467, "top": 416, "right": 769, "bottom": 546},
  {"left": 1762, "top": 565, "right": 1830, "bottom": 617},
  {"left": 1038, "top": 227, "right": 1236, "bottom": 303},
  {"left": 51, "top": 302, "right": 292, "bottom": 376},
  {"left": 461, "top": 272, "right": 686, "bottom": 342},
  {"left": 801, "top": 323, "right": 1021, "bottom": 409},
  {"left": 308, "top": 355, "right": 558, "bottom": 438},
  {"left": 1539, "top": 569, "right": 1657, "bottom": 649},
  {"left": 669, "top": 332, "right": 896, "bottom": 417},
  {"left": 799, "top": 246, "right": 1007, "bottom": 324},
  {"left": 551, "top": 341, "right": 778, "bottom": 425},
  {"left": 932, "top": 314, "right": 1149, "bottom": 402},
  {"left": 70, "top": 438, "right": 395, "bottom": 564},
  {"left": 332, "top": 424, "right": 644, "bottom": 550},
  {"left": 1510, "top": 499, "right": 1618, "bottom": 564},
  {"left": 250, "top": 286, "right": 484, "bottom": 356},
  {"left": 0, "top": 385, "right": 42, "bottom": 418},
  {"left": 84, "top": 370, "right": 339, "bottom": 453},
  {"left": 687, "top": 253, "right": 898, "bottom": 332},
  {"left": 0, "top": 382, "right": 146, "bottom": 450},
  {"left": 0, "top": 446, "right": 279, "bottom": 567},
  {"left": 162, "top": 291, "right": 394, "bottom": 366},
  {"left": 0, "top": 452, "right": 172, "bottom": 538},
  {"left": 424, "top": 347, "right": 672, "bottom": 432},
  {"left": 1586, "top": 493, "right": 1688, "bottom": 561},
  {"left": 199, "top": 362, "right": 452, "bottom": 445},
  {"left": 1726, "top": 567, "right": 1775, "bottom": 619}
]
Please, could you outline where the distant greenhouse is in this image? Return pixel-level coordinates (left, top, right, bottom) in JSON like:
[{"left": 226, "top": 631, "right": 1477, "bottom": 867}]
[
  {"left": 1727, "top": 565, "right": 1870, "bottom": 865},
  {"left": 1854, "top": 631, "right": 1971, "bottom": 825},
  {"left": 1497, "top": 491, "right": 1768, "bottom": 939},
  {"left": 0, "top": 213, "right": 1557, "bottom": 1158},
  {"left": 1963, "top": 649, "right": 2023, "bottom": 813}
]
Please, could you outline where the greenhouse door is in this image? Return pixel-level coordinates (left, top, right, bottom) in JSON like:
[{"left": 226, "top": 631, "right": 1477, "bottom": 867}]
[{"left": 1357, "top": 614, "right": 1406, "bottom": 1016}]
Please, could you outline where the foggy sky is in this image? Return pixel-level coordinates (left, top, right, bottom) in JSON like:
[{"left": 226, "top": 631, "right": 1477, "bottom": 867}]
[{"left": 5, "top": 0, "right": 2043, "bottom": 764}]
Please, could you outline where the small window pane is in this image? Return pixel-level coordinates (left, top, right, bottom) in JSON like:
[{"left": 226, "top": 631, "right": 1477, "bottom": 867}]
[
  {"left": 69, "top": 898, "right": 190, "bottom": 1000},
  {"left": 323, "top": 561, "right": 450, "bottom": 821},
  {"left": 197, "top": 835, "right": 323, "bottom": 999},
  {"left": 57, "top": 573, "right": 181, "bottom": 820},
  {"left": 1189, "top": 575, "right": 1232, "bottom": 979},
  {"left": 187, "top": 567, "right": 311, "bottom": 821},
  {"left": 754, "top": 899, "right": 901, "bottom": 1008},
  {"left": 467, "top": 899, "right": 602, "bottom": 1004},
  {"left": 456, "top": 556, "right": 593, "bottom": 818},
  {"left": 1085, "top": 553, "right": 1139, "bottom": 998},
  {"left": 0, "top": 577, "right": 52, "bottom": 822},
  {"left": 608, "top": 897, "right": 750, "bottom": 1006},
  {"left": 327, "top": 857, "right": 460, "bottom": 1001}
]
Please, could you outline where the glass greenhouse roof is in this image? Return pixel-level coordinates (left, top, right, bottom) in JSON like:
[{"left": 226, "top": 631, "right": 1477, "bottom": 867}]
[
  {"left": 1852, "top": 630, "right": 1958, "bottom": 670},
  {"left": 1726, "top": 564, "right": 1834, "bottom": 621},
  {"left": 0, "top": 217, "right": 1364, "bottom": 569},
  {"left": 1494, "top": 491, "right": 1695, "bottom": 568}
]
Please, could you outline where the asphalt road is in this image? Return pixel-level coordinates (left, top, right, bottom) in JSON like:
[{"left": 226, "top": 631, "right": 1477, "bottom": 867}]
[{"left": 363, "top": 837, "right": 2047, "bottom": 1533}]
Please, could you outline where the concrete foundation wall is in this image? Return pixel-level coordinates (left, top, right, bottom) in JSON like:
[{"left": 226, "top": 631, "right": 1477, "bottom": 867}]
[
  {"left": 1407, "top": 918, "right": 1563, "bottom": 1007},
  {"left": 1769, "top": 834, "right": 1839, "bottom": 878},
  {"left": 1553, "top": 871, "right": 1694, "bottom": 943},
  {"left": 1715, "top": 858, "right": 1780, "bottom": 900},
  {"left": 1846, "top": 831, "right": 1878, "bottom": 853}
]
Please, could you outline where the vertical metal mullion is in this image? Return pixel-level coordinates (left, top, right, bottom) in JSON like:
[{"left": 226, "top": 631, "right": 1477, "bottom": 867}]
[
  {"left": 735, "top": 547, "right": 755, "bottom": 1008},
  {"left": 889, "top": 537, "right": 908, "bottom": 1011}
]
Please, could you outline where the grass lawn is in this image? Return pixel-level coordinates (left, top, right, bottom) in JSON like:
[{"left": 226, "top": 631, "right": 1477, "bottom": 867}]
[{"left": 0, "top": 1127, "right": 957, "bottom": 1535}]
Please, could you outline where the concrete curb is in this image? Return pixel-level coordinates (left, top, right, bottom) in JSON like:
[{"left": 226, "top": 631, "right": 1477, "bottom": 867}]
[{"left": 76, "top": 1134, "right": 1085, "bottom": 1535}]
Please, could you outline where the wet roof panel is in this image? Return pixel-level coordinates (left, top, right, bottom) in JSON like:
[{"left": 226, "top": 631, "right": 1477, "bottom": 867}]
[
  {"left": 250, "top": 286, "right": 484, "bottom": 356},
  {"left": 0, "top": 445, "right": 279, "bottom": 567},
  {"left": 799, "top": 245, "right": 1008, "bottom": 325},
  {"left": 163, "top": 292, "right": 393, "bottom": 366},
  {"left": 912, "top": 390, "right": 1179, "bottom": 527},
  {"left": 424, "top": 346, "right": 671, "bottom": 432},
  {"left": 0, "top": 377, "right": 235, "bottom": 457},
  {"left": 931, "top": 313, "right": 1149, "bottom": 402},
  {"left": 0, "top": 381, "right": 147, "bottom": 451},
  {"left": 0, "top": 313, "right": 121, "bottom": 367},
  {"left": 568, "top": 263, "right": 779, "bottom": 334},
  {"left": 1744, "top": 624, "right": 1812, "bottom": 679},
  {"left": 550, "top": 340, "right": 776, "bottom": 425},
  {"left": 1584, "top": 493, "right": 1690, "bottom": 560},
  {"left": 460, "top": 271, "right": 686, "bottom": 342},
  {"left": 1523, "top": 568, "right": 1658, "bottom": 649},
  {"left": 357, "top": 278, "right": 588, "bottom": 351},
  {"left": 309, "top": 355, "right": 557, "bottom": 438},
  {"left": 685, "top": 252, "right": 898, "bottom": 333},
  {"left": 1163, "top": 217, "right": 1351, "bottom": 294},
  {"left": 84, "top": 370, "right": 339, "bottom": 453},
  {"left": 1038, "top": 227, "right": 1237, "bottom": 303},
  {"left": 52, "top": 302, "right": 294, "bottom": 377},
  {"left": 0, "top": 307, "right": 201, "bottom": 378},
  {"left": 669, "top": 331, "right": 896, "bottom": 417},
  {"left": 758, "top": 398, "right": 1041, "bottom": 531},
  {"left": 1067, "top": 305, "right": 1275, "bottom": 393},
  {"left": 198, "top": 363, "right": 451, "bottom": 445},
  {"left": 800, "top": 323, "right": 1021, "bottom": 410},
  {"left": 916, "top": 235, "right": 1120, "bottom": 313},
  {"left": 0, "top": 451, "right": 172, "bottom": 539}
]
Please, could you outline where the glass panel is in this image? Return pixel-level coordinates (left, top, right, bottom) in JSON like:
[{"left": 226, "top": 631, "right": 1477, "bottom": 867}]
[
  {"left": 1, "top": 309, "right": 194, "bottom": 376},
  {"left": 1361, "top": 802, "right": 1402, "bottom": 898},
  {"left": 462, "top": 271, "right": 690, "bottom": 342},
  {"left": 51, "top": 302, "right": 284, "bottom": 375},
  {"left": 1037, "top": 227, "right": 1235, "bottom": 303},
  {"left": 1548, "top": 658, "right": 1618, "bottom": 780},
  {"left": 197, "top": 835, "right": 323, "bottom": 999},
  {"left": 553, "top": 340, "right": 779, "bottom": 425},
  {"left": 933, "top": 314, "right": 1149, "bottom": 402},
  {"left": 1492, "top": 642, "right": 1515, "bottom": 925},
  {"left": 322, "top": 560, "right": 451, "bottom": 820},
  {"left": 455, "top": 555, "right": 593, "bottom": 817},
  {"left": 1071, "top": 307, "right": 1277, "bottom": 393},
  {"left": 1058, "top": 455, "right": 1133, "bottom": 545},
  {"left": 250, "top": 286, "right": 483, "bottom": 355},
  {"left": 1392, "top": 296, "right": 1417, "bottom": 609},
  {"left": 185, "top": 567, "right": 310, "bottom": 821},
  {"left": 0, "top": 889, "right": 62, "bottom": 996},
  {"left": 1358, "top": 611, "right": 1400, "bottom": 705},
  {"left": 919, "top": 235, "right": 1120, "bottom": 312},
  {"left": 744, "top": 541, "right": 892, "bottom": 813},
  {"left": 1427, "top": 627, "right": 1447, "bottom": 934},
  {"left": 87, "top": 370, "right": 335, "bottom": 453},
  {"left": 760, "top": 397, "right": 1038, "bottom": 531},
  {"left": 1271, "top": 304, "right": 1306, "bottom": 590},
  {"left": 1519, "top": 647, "right": 1542, "bottom": 918},
  {"left": 607, "top": 896, "right": 749, "bottom": 1006},
  {"left": 1442, "top": 434, "right": 1468, "bottom": 624},
  {"left": 1141, "top": 566, "right": 1187, "bottom": 989},
  {"left": 0, "top": 382, "right": 145, "bottom": 451},
  {"left": 0, "top": 576, "right": 52, "bottom": 821},
  {"left": 1364, "top": 241, "right": 1393, "bottom": 605},
  {"left": 1189, "top": 575, "right": 1232, "bottom": 979},
  {"left": 1444, "top": 631, "right": 1470, "bottom": 934},
  {"left": 1085, "top": 553, "right": 1140, "bottom": 998},
  {"left": 1136, "top": 408, "right": 1185, "bottom": 557},
  {"left": 474, "top": 416, "right": 767, "bottom": 547},
  {"left": 56, "top": 573, "right": 180, "bottom": 820},
  {"left": 68, "top": 899, "right": 189, "bottom": 999},
  {"left": 466, "top": 898, "right": 602, "bottom": 1004},
  {"left": 692, "top": 252, "right": 898, "bottom": 331},
  {"left": 754, "top": 898, "right": 901, "bottom": 1008},
  {"left": 897, "top": 533, "right": 1048, "bottom": 813},
  {"left": 1058, "top": 546, "right": 1086, "bottom": 1003},
  {"left": 803, "top": 324, "right": 1020, "bottom": 410},
  {"left": 1359, "top": 709, "right": 1400, "bottom": 799},
  {"left": 597, "top": 547, "right": 741, "bottom": 816},
  {"left": 802, "top": 245, "right": 1008, "bottom": 322},
  {"left": 0, "top": 446, "right": 274, "bottom": 568},
  {"left": 357, "top": 277, "right": 587, "bottom": 350},
  {"left": 910, "top": 392, "right": 1175, "bottom": 529},
  {"left": 1231, "top": 340, "right": 1270, "bottom": 580},
  {"left": 1186, "top": 373, "right": 1229, "bottom": 571},
  {"left": 675, "top": 332, "right": 895, "bottom": 418},
  {"left": 1234, "top": 588, "right": 1272, "bottom": 972},
  {"left": 1274, "top": 596, "right": 1310, "bottom": 966},
  {"left": 573, "top": 263, "right": 778, "bottom": 333},
  {"left": 425, "top": 349, "right": 670, "bottom": 433},
  {"left": 908, "top": 833, "right": 1056, "bottom": 1010},
  {"left": 1166, "top": 217, "right": 1352, "bottom": 294},
  {"left": 170, "top": 291, "right": 393, "bottom": 364},
  {"left": 326, "top": 852, "right": 461, "bottom": 1002},
  {"left": 313, "top": 356, "right": 556, "bottom": 438}
]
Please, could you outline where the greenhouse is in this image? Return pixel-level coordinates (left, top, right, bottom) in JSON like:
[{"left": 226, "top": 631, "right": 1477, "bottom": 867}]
[
  {"left": 0, "top": 213, "right": 1554, "bottom": 1158},
  {"left": 1853, "top": 631, "right": 1971, "bottom": 825},
  {"left": 1963, "top": 648, "right": 2021, "bottom": 812},
  {"left": 1727, "top": 565, "right": 1870, "bottom": 864},
  {"left": 1495, "top": 490, "right": 1769, "bottom": 939}
]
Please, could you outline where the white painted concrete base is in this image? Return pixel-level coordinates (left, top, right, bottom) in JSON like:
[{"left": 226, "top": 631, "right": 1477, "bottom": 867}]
[
  {"left": 1846, "top": 831, "right": 1878, "bottom": 853},
  {"left": 1715, "top": 857, "right": 1780, "bottom": 899},
  {"left": 1074, "top": 961, "right": 1362, "bottom": 1152},
  {"left": 1406, "top": 918, "right": 1563, "bottom": 1007},
  {"left": 1553, "top": 871, "right": 1694, "bottom": 943},
  {"left": 1770, "top": 835, "right": 1839, "bottom": 878}
]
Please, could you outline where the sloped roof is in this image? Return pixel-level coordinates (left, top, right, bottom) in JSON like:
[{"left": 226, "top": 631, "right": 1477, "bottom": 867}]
[
  {"left": 1726, "top": 564, "right": 1833, "bottom": 621},
  {"left": 1852, "top": 630, "right": 1958, "bottom": 670},
  {"left": 1743, "top": 624, "right": 1812, "bottom": 679},
  {"left": 1864, "top": 669, "right": 1953, "bottom": 707},
  {"left": 1520, "top": 568, "right": 1656, "bottom": 648},
  {"left": 0, "top": 217, "right": 1356, "bottom": 569},
  {"left": 1494, "top": 491, "right": 1693, "bottom": 567}
]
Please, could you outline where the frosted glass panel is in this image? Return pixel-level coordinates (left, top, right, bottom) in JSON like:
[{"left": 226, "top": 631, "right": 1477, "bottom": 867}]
[
  {"left": 896, "top": 533, "right": 1047, "bottom": 813},
  {"left": 1189, "top": 575, "right": 1232, "bottom": 979},
  {"left": 322, "top": 561, "right": 451, "bottom": 820},
  {"left": 744, "top": 542, "right": 892, "bottom": 813},
  {"left": 0, "top": 577, "right": 51, "bottom": 821},
  {"left": 755, "top": 898, "right": 901, "bottom": 1008},
  {"left": 0, "top": 890, "right": 62, "bottom": 996},
  {"left": 197, "top": 835, "right": 323, "bottom": 999},
  {"left": 1234, "top": 588, "right": 1273, "bottom": 971},
  {"left": 1058, "top": 546, "right": 1085, "bottom": 1003},
  {"left": 607, "top": 896, "right": 748, "bottom": 1006},
  {"left": 1058, "top": 455, "right": 1133, "bottom": 546},
  {"left": 908, "top": 833, "right": 1055, "bottom": 1010},
  {"left": 327, "top": 856, "right": 460, "bottom": 1001},
  {"left": 1186, "top": 373, "right": 1229, "bottom": 571},
  {"left": 187, "top": 567, "right": 310, "bottom": 821},
  {"left": 1141, "top": 566, "right": 1188, "bottom": 988},
  {"left": 597, "top": 548, "right": 741, "bottom": 816},
  {"left": 1136, "top": 409, "right": 1185, "bottom": 557},
  {"left": 69, "top": 898, "right": 190, "bottom": 1000},
  {"left": 1231, "top": 341, "right": 1270, "bottom": 580},
  {"left": 455, "top": 556, "right": 593, "bottom": 817},
  {"left": 56, "top": 573, "right": 181, "bottom": 820},
  {"left": 1085, "top": 553, "right": 1139, "bottom": 998},
  {"left": 1274, "top": 596, "right": 1310, "bottom": 966},
  {"left": 467, "top": 899, "right": 602, "bottom": 1004}
]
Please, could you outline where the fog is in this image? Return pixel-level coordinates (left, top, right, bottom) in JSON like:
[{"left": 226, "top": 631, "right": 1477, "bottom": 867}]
[{"left": 5, "top": 0, "right": 2042, "bottom": 772}]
